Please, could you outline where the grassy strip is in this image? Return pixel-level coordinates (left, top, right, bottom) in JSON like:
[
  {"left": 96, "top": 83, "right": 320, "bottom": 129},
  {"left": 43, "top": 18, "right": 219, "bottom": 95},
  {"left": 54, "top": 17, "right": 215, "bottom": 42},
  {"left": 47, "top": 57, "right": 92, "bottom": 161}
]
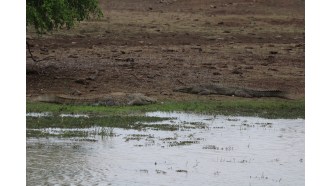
[{"left": 27, "top": 98, "right": 304, "bottom": 119}]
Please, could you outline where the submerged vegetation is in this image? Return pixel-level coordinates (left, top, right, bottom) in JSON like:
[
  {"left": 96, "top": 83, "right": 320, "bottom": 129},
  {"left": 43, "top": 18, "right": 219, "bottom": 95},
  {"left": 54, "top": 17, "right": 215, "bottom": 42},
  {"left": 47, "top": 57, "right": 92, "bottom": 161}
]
[
  {"left": 26, "top": 99, "right": 304, "bottom": 138},
  {"left": 27, "top": 115, "right": 168, "bottom": 129}
]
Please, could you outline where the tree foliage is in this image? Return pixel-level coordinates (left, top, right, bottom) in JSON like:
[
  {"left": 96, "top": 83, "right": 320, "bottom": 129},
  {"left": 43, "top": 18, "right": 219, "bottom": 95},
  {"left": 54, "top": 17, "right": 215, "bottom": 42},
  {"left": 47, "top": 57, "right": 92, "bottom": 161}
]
[{"left": 26, "top": 0, "right": 103, "bottom": 33}]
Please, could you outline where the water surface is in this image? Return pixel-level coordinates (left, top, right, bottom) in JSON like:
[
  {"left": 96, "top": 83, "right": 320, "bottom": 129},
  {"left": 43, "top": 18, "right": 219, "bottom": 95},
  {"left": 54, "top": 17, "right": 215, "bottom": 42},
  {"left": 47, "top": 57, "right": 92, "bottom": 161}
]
[{"left": 27, "top": 112, "right": 304, "bottom": 186}]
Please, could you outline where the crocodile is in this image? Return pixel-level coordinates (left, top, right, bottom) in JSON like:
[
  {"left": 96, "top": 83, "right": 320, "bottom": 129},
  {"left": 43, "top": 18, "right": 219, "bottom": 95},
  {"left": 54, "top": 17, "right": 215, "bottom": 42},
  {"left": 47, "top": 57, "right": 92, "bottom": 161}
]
[
  {"left": 30, "top": 92, "right": 157, "bottom": 106},
  {"left": 174, "top": 84, "right": 287, "bottom": 98}
]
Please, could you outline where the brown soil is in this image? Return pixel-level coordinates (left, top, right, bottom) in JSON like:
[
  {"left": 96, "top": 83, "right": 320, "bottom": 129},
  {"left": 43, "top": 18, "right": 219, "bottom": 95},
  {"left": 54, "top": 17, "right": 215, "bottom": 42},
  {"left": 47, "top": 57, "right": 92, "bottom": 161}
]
[{"left": 26, "top": 0, "right": 305, "bottom": 101}]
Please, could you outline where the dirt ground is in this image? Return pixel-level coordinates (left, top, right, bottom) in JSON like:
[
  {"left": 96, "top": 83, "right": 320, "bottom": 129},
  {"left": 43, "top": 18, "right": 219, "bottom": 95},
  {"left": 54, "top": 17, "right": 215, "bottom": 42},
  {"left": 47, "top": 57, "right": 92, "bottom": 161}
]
[{"left": 26, "top": 0, "right": 305, "bottom": 101}]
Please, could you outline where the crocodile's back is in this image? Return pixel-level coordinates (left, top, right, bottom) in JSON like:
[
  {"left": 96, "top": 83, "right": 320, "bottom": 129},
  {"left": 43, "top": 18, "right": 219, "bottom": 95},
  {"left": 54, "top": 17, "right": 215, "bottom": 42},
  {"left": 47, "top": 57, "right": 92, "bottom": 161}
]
[
  {"left": 174, "top": 84, "right": 288, "bottom": 99},
  {"left": 34, "top": 94, "right": 105, "bottom": 105},
  {"left": 31, "top": 93, "right": 157, "bottom": 106}
]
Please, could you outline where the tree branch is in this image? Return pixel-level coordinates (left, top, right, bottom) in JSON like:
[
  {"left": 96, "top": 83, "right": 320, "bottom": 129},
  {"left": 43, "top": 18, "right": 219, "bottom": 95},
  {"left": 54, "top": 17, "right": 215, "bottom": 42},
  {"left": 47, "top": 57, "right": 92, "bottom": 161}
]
[
  {"left": 26, "top": 41, "right": 38, "bottom": 62},
  {"left": 26, "top": 41, "right": 55, "bottom": 62}
]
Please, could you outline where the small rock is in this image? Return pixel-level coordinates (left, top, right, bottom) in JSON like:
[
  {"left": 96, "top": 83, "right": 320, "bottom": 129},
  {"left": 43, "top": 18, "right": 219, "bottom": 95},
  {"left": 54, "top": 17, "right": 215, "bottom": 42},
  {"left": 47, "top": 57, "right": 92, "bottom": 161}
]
[
  {"left": 265, "top": 55, "right": 275, "bottom": 61},
  {"left": 191, "top": 47, "right": 202, "bottom": 52},
  {"left": 283, "top": 48, "right": 293, "bottom": 51},
  {"left": 147, "top": 75, "right": 155, "bottom": 79},
  {"left": 268, "top": 68, "right": 278, "bottom": 71},
  {"left": 70, "top": 89, "right": 82, "bottom": 96},
  {"left": 86, "top": 75, "right": 97, "bottom": 81},
  {"left": 75, "top": 79, "right": 89, "bottom": 85},
  {"left": 40, "top": 47, "right": 48, "bottom": 52},
  {"left": 76, "top": 34, "right": 86, "bottom": 38},
  {"left": 269, "top": 51, "right": 278, "bottom": 55},
  {"left": 26, "top": 35, "right": 33, "bottom": 40},
  {"left": 232, "top": 68, "right": 243, "bottom": 75},
  {"left": 210, "top": 5, "right": 217, "bottom": 8},
  {"left": 160, "top": 91, "right": 172, "bottom": 96},
  {"left": 40, "top": 52, "right": 49, "bottom": 55},
  {"left": 26, "top": 68, "right": 39, "bottom": 75},
  {"left": 114, "top": 58, "right": 135, "bottom": 62},
  {"left": 68, "top": 55, "right": 78, "bottom": 58},
  {"left": 245, "top": 66, "right": 254, "bottom": 69},
  {"left": 213, "top": 72, "right": 221, "bottom": 75}
]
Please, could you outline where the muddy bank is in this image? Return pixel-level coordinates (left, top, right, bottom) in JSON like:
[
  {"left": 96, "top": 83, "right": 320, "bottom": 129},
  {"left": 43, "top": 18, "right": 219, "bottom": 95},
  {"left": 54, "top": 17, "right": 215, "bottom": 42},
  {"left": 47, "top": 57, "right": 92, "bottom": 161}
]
[{"left": 26, "top": 0, "right": 305, "bottom": 101}]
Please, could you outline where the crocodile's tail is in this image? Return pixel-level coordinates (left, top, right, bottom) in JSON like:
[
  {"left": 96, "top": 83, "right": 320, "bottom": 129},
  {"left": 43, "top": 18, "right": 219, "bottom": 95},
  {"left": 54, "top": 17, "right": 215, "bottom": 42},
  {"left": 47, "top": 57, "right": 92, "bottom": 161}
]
[
  {"left": 248, "top": 90, "right": 289, "bottom": 99},
  {"left": 32, "top": 94, "right": 88, "bottom": 104}
]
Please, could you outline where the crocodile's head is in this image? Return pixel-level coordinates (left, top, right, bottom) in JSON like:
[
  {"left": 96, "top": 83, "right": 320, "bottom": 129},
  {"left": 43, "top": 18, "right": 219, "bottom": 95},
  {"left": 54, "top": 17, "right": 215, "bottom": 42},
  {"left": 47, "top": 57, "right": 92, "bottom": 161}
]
[{"left": 128, "top": 93, "right": 157, "bottom": 105}]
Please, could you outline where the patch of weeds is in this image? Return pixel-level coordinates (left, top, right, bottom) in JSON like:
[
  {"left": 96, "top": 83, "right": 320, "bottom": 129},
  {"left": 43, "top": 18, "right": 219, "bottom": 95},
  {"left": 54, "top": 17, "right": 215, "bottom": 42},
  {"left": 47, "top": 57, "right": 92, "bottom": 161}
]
[
  {"left": 72, "top": 138, "right": 98, "bottom": 142},
  {"left": 94, "top": 127, "right": 115, "bottom": 137},
  {"left": 124, "top": 134, "right": 154, "bottom": 142},
  {"left": 124, "top": 136, "right": 143, "bottom": 142},
  {"left": 139, "top": 169, "right": 149, "bottom": 173},
  {"left": 130, "top": 134, "right": 151, "bottom": 137},
  {"left": 169, "top": 140, "right": 199, "bottom": 146},
  {"left": 150, "top": 124, "right": 180, "bottom": 131},
  {"left": 61, "top": 131, "right": 89, "bottom": 138},
  {"left": 226, "top": 118, "right": 240, "bottom": 121},
  {"left": 27, "top": 129, "right": 90, "bottom": 138},
  {"left": 181, "top": 121, "right": 208, "bottom": 129},
  {"left": 155, "top": 170, "right": 167, "bottom": 174},
  {"left": 26, "top": 130, "right": 51, "bottom": 138},
  {"left": 255, "top": 122, "right": 273, "bottom": 128},
  {"left": 203, "top": 145, "right": 219, "bottom": 150},
  {"left": 159, "top": 137, "right": 177, "bottom": 141},
  {"left": 241, "top": 123, "right": 255, "bottom": 127},
  {"left": 26, "top": 115, "right": 170, "bottom": 130}
]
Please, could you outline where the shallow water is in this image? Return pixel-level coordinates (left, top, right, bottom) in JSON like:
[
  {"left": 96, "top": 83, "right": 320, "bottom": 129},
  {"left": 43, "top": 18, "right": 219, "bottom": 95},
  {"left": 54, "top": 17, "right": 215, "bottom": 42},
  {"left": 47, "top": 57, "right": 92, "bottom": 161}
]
[
  {"left": 27, "top": 112, "right": 304, "bottom": 186},
  {"left": 26, "top": 112, "right": 52, "bottom": 117},
  {"left": 26, "top": 112, "right": 89, "bottom": 118}
]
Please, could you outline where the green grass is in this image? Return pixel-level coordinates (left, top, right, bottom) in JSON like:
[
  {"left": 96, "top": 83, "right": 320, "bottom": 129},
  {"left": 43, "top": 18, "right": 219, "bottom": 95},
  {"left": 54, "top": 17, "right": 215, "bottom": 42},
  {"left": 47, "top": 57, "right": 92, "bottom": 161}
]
[
  {"left": 27, "top": 98, "right": 305, "bottom": 119},
  {"left": 26, "top": 99, "right": 304, "bottom": 138}
]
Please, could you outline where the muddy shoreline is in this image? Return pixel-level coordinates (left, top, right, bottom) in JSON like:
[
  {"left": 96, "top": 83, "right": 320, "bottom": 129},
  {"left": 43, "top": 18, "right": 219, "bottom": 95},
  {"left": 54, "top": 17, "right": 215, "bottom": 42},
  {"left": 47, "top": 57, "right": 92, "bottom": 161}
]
[{"left": 26, "top": 0, "right": 305, "bottom": 101}]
